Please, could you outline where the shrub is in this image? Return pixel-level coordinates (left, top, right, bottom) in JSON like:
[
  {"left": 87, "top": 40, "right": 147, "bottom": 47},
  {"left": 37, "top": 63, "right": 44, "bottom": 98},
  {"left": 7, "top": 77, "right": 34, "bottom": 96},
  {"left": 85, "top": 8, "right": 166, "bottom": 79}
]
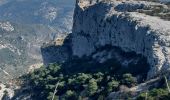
[{"left": 86, "top": 79, "right": 98, "bottom": 96}]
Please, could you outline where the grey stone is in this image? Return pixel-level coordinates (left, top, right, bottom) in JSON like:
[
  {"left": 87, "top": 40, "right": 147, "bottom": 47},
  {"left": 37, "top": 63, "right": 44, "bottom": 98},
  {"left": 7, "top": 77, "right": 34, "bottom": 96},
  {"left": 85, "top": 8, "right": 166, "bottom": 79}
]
[{"left": 72, "top": 0, "right": 170, "bottom": 78}]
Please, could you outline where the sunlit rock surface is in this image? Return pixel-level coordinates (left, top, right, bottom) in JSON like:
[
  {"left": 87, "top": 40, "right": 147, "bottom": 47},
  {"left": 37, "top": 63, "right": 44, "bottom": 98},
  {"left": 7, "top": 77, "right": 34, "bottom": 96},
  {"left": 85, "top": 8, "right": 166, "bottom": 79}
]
[{"left": 71, "top": 0, "right": 170, "bottom": 78}]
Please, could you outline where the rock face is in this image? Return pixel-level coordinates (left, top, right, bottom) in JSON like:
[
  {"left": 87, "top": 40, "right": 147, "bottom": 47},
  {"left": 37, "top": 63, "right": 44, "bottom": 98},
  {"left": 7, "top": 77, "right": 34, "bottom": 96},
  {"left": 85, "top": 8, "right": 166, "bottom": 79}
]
[
  {"left": 41, "top": 36, "right": 72, "bottom": 65},
  {"left": 0, "top": 21, "right": 14, "bottom": 32},
  {"left": 71, "top": 0, "right": 170, "bottom": 78},
  {"left": 0, "top": 83, "right": 14, "bottom": 100}
]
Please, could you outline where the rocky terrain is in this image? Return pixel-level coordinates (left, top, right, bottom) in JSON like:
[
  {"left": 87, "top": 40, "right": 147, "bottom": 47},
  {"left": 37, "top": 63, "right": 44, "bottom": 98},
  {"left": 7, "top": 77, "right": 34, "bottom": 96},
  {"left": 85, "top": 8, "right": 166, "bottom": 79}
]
[
  {"left": 1, "top": 0, "right": 170, "bottom": 99},
  {"left": 42, "top": 0, "right": 170, "bottom": 79},
  {"left": 0, "top": 0, "right": 74, "bottom": 82},
  {"left": 40, "top": 0, "right": 170, "bottom": 99},
  {"left": 71, "top": 0, "right": 170, "bottom": 79}
]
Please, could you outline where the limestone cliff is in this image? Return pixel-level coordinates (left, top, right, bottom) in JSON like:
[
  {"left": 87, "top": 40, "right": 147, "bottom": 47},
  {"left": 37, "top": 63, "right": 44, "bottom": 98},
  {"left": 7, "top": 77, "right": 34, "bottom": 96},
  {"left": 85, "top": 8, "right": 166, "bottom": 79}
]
[{"left": 71, "top": 0, "right": 170, "bottom": 78}]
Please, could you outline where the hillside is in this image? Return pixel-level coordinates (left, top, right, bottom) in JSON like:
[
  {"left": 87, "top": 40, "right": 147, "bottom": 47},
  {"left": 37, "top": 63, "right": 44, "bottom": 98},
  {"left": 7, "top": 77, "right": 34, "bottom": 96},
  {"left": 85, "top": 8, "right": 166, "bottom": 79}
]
[
  {"left": 1, "top": 0, "right": 170, "bottom": 99},
  {"left": 0, "top": 0, "right": 74, "bottom": 82},
  {"left": 29, "top": 0, "right": 170, "bottom": 99}
]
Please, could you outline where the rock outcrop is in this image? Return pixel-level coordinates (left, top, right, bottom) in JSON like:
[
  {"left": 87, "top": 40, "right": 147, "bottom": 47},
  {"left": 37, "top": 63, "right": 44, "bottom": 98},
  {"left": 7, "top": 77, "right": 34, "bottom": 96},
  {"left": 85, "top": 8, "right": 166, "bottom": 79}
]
[
  {"left": 71, "top": 0, "right": 170, "bottom": 78},
  {"left": 41, "top": 35, "right": 72, "bottom": 65}
]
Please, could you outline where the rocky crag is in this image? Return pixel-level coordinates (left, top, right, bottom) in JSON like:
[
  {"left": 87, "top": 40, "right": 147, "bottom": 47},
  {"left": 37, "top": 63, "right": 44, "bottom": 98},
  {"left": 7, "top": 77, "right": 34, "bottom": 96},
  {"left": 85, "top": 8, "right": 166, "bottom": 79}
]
[
  {"left": 71, "top": 0, "right": 170, "bottom": 79},
  {"left": 42, "top": 0, "right": 170, "bottom": 79}
]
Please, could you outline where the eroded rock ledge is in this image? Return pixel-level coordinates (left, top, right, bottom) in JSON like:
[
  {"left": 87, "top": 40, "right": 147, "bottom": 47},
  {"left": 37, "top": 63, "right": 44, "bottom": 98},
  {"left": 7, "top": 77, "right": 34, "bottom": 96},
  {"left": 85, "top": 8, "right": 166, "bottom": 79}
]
[{"left": 71, "top": 0, "right": 170, "bottom": 78}]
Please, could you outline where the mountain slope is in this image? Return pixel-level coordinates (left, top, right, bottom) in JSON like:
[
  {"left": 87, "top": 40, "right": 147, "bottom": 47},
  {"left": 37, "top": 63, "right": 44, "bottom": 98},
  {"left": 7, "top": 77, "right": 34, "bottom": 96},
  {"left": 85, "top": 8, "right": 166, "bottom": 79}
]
[{"left": 0, "top": 0, "right": 74, "bottom": 82}]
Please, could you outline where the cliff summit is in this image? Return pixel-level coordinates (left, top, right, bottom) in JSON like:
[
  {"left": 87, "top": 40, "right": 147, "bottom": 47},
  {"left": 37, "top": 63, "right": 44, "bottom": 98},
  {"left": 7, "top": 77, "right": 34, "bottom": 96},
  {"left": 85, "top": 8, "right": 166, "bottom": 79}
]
[{"left": 71, "top": 0, "right": 170, "bottom": 78}]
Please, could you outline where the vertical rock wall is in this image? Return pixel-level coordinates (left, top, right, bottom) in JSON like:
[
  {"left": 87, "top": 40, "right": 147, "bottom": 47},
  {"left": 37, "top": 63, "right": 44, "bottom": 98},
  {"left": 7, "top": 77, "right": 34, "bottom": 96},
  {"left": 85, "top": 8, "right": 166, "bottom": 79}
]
[{"left": 71, "top": 0, "right": 170, "bottom": 78}]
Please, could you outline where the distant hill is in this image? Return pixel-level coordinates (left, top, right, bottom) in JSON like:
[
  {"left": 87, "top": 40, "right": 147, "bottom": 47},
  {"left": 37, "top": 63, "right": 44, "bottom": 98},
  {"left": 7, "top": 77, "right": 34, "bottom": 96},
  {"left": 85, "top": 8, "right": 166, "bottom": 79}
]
[{"left": 0, "top": 0, "right": 75, "bottom": 82}]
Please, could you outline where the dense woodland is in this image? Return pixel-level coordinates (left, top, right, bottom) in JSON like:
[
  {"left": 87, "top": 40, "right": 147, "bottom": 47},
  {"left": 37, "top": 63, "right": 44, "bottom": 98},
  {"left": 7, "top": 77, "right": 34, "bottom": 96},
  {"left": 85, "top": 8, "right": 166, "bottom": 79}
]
[
  {"left": 17, "top": 54, "right": 169, "bottom": 100},
  {"left": 23, "top": 56, "right": 153, "bottom": 100},
  {"left": 25, "top": 56, "right": 170, "bottom": 99}
]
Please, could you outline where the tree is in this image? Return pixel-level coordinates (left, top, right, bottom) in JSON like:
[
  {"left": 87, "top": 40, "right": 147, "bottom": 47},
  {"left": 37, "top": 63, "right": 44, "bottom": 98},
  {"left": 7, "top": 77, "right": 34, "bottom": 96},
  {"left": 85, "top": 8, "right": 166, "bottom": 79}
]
[
  {"left": 98, "top": 95, "right": 105, "bottom": 100},
  {"left": 87, "top": 78, "right": 98, "bottom": 96},
  {"left": 107, "top": 80, "right": 119, "bottom": 93},
  {"left": 121, "top": 73, "right": 137, "bottom": 87},
  {"left": 75, "top": 73, "right": 90, "bottom": 84},
  {"left": 48, "top": 64, "right": 61, "bottom": 75},
  {"left": 94, "top": 72, "right": 104, "bottom": 82},
  {"left": 64, "top": 90, "right": 77, "bottom": 99}
]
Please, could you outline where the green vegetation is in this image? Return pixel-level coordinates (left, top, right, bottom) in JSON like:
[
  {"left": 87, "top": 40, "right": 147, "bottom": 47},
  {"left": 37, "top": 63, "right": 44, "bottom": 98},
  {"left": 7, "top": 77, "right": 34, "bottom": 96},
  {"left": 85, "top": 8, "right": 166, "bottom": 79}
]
[
  {"left": 27, "top": 56, "right": 149, "bottom": 100},
  {"left": 137, "top": 78, "right": 170, "bottom": 100},
  {"left": 29, "top": 64, "right": 122, "bottom": 99},
  {"left": 106, "top": 80, "right": 119, "bottom": 93},
  {"left": 137, "top": 88, "right": 170, "bottom": 100},
  {"left": 87, "top": 78, "right": 98, "bottom": 96},
  {"left": 121, "top": 73, "right": 137, "bottom": 87}
]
